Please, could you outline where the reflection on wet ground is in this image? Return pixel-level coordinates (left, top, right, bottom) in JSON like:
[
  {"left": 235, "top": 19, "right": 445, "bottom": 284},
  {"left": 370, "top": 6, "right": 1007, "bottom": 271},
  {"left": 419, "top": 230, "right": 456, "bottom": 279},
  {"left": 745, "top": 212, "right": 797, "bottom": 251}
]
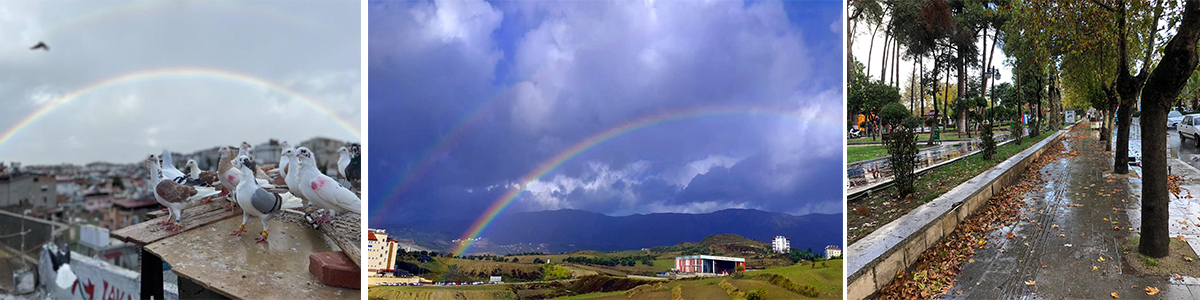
[
  {"left": 847, "top": 133, "right": 1012, "bottom": 193},
  {"left": 944, "top": 123, "right": 1200, "bottom": 299}
]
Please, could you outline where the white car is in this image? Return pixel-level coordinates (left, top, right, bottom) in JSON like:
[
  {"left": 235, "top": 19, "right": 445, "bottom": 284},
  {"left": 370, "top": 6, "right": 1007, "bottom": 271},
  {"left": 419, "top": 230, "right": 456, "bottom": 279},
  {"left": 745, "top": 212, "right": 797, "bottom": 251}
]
[
  {"left": 1169, "top": 111, "right": 1185, "bottom": 128},
  {"left": 1178, "top": 114, "right": 1200, "bottom": 146}
]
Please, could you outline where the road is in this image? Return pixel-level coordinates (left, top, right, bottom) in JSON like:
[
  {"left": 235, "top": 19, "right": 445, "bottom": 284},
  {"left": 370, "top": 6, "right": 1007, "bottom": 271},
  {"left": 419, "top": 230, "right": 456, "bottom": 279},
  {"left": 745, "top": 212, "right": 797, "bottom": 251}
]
[{"left": 941, "top": 122, "right": 1200, "bottom": 299}]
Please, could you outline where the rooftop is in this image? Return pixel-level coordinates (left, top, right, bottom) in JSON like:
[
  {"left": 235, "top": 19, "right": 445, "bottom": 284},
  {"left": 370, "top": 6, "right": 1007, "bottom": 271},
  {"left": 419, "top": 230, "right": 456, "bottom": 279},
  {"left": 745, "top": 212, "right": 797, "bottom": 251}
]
[{"left": 675, "top": 255, "right": 745, "bottom": 262}]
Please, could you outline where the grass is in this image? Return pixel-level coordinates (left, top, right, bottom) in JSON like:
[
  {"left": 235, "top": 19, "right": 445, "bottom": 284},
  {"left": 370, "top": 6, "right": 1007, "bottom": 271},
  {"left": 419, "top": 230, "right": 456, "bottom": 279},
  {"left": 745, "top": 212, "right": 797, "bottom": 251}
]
[
  {"left": 1122, "top": 236, "right": 1200, "bottom": 277},
  {"left": 744, "top": 259, "right": 842, "bottom": 299},
  {"left": 847, "top": 144, "right": 939, "bottom": 163},
  {"left": 848, "top": 130, "right": 1002, "bottom": 143},
  {"left": 367, "top": 285, "right": 517, "bottom": 300},
  {"left": 848, "top": 130, "right": 1057, "bottom": 243}
]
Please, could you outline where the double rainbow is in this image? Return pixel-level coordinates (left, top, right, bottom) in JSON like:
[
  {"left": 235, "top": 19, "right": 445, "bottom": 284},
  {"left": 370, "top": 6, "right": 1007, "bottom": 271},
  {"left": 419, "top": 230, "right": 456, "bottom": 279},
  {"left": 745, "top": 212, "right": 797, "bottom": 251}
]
[
  {"left": 0, "top": 67, "right": 360, "bottom": 152},
  {"left": 447, "top": 104, "right": 840, "bottom": 256}
]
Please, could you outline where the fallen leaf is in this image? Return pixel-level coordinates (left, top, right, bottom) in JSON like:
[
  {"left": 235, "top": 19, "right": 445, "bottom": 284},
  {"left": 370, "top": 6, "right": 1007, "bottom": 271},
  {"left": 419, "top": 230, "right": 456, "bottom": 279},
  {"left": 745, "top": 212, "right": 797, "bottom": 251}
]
[
  {"left": 1025, "top": 280, "right": 1036, "bottom": 286},
  {"left": 1146, "top": 286, "right": 1160, "bottom": 295},
  {"left": 1007, "top": 233, "right": 1017, "bottom": 239},
  {"left": 1099, "top": 257, "right": 1106, "bottom": 262},
  {"left": 1111, "top": 292, "right": 1119, "bottom": 298},
  {"left": 1093, "top": 266, "right": 1099, "bottom": 271}
]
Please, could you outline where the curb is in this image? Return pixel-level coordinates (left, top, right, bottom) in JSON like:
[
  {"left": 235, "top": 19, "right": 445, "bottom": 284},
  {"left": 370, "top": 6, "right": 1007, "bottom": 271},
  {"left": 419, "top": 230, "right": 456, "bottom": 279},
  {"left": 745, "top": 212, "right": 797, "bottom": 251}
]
[{"left": 845, "top": 126, "right": 1071, "bottom": 300}]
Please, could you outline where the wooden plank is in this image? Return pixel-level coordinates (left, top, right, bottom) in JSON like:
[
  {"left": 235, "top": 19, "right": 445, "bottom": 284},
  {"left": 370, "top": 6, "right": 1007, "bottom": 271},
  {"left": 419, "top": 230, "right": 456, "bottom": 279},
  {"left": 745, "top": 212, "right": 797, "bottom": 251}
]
[
  {"left": 146, "top": 217, "right": 360, "bottom": 299},
  {"left": 275, "top": 211, "right": 361, "bottom": 267},
  {"left": 112, "top": 200, "right": 238, "bottom": 245}
]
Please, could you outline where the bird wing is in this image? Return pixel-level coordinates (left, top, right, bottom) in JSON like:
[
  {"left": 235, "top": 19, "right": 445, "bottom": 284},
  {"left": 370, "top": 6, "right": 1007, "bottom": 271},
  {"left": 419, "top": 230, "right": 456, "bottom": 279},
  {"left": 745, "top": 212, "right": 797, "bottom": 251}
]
[
  {"left": 347, "top": 156, "right": 360, "bottom": 181},
  {"left": 156, "top": 180, "right": 197, "bottom": 203},
  {"left": 310, "top": 174, "right": 360, "bottom": 214},
  {"left": 199, "top": 171, "right": 219, "bottom": 186},
  {"left": 249, "top": 187, "right": 283, "bottom": 214}
]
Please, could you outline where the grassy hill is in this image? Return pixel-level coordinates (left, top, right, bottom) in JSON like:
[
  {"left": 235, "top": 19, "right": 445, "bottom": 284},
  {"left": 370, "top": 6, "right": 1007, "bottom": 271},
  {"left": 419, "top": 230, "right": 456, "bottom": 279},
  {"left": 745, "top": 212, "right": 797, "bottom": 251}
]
[{"left": 371, "top": 260, "right": 844, "bottom": 300}]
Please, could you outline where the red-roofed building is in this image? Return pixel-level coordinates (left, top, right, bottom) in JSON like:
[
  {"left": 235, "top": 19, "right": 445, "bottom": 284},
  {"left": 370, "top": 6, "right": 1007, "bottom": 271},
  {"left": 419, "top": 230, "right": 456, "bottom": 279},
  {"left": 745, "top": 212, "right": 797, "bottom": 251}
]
[
  {"left": 367, "top": 229, "right": 399, "bottom": 275},
  {"left": 825, "top": 245, "right": 841, "bottom": 259},
  {"left": 103, "top": 196, "right": 161, "bottom": 230}
]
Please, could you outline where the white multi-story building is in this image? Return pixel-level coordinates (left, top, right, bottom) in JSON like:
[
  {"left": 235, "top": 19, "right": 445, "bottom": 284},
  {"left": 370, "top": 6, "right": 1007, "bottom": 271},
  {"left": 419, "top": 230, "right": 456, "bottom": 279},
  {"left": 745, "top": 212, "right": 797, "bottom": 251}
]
[
  {"left": 825, "top": 245, "right": 841, "bottom": 259},
  {"left": 367, "top": 229, "right": 400, "bottom": 276},
  {"left": 772, "top": 236, "right": 790, "bottom": 253}
]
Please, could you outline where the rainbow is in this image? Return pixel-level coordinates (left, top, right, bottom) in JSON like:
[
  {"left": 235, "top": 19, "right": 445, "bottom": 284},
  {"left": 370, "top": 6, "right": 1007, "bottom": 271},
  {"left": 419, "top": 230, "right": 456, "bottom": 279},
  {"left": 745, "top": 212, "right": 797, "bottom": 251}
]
[
  {"left": 376, "top": 95, "right": 507, "bottom": 218},
  {"left": 448, "top": 105, "right": 841, "bottom": 256},
  {"left": 0, "top": 67, "right": 360, "bottom": 152}
]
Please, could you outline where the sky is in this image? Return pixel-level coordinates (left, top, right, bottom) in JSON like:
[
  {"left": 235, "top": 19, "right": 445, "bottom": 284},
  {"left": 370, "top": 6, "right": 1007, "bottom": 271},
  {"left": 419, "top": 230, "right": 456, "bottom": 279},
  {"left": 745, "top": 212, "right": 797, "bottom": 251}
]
[
  {"left": 369, "top": 0, "right": 844, "bottom": 223},
  {"left": 0, "top": 0, "right": 360, "bottom": 165},
  {"left": 849, "top": 13, "right": 1012, "bottom": 91}
]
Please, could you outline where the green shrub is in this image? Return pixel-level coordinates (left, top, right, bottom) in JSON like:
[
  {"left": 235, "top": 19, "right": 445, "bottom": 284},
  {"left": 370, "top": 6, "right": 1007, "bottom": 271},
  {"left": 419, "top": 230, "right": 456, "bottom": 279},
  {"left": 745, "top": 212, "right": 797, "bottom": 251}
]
[
  {"left": 981, "top": 122, "right": 996, "bottom": 160},
  {"left": 885, "top": 125, "right": 919, "bottom": 197},
  {"left": 745, "top": 287, "right": 768, "bottom": 300}
]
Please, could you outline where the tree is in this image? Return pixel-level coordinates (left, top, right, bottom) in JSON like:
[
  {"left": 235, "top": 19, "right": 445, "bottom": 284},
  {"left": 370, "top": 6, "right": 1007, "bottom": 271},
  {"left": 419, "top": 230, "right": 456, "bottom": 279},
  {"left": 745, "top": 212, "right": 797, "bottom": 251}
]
[{"left": 1139, "top": 0, "right": 1200, "bottom": 258}]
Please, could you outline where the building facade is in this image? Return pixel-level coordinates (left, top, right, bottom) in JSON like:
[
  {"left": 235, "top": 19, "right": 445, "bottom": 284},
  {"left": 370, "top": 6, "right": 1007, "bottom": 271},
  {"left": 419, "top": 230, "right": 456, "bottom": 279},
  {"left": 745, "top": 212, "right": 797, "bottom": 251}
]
[
  {"left": 367, "top": 229, "right": 400, "bottom": 275},
  {"left": 772, "top": 236, "right": 790, "bottom": 253},
  {"left": 825, "top": 245, "right": 841, "bottom": 259},
  {"left": 674, "top": 255, "right": 745, "bottom": 275},
  {"left": 0, "top": 174, "right": 57, "bottom": 210}
]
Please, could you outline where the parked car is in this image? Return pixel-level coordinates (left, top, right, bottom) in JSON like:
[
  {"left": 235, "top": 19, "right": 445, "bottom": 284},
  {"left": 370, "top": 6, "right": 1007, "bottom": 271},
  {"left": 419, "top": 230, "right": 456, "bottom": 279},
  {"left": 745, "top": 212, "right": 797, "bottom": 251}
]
[
  {"left": 1178, "top": 114, "right": 1200, "bottom": 146},
  {"left": 1170, "top": 111, "right": 1185, "bottom": 128}
]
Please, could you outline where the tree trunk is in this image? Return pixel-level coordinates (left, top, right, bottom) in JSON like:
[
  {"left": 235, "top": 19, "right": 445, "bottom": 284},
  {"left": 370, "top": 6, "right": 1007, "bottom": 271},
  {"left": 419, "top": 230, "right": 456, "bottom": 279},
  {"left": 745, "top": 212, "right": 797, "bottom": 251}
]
[
  {"left": 928, "top": 51, "right": 941, "bottom": 146},
  {"left": 1140, "top": 0, "right": 1200, "bottom": 259},
  {"left": 894, "top": 39, "right": 901, "bottom": 88},
  {"left": 1049, "top": 72, "right": 1062, "bottom": 131},
  {"left": 911, "top": 57, "right": 918, "bottom": 112},
  {"left": 881, "top": 31, "right": 890, "bottom": 82},
  {"left": 867, "top": 24, "right": 878, "bottom": 77}
]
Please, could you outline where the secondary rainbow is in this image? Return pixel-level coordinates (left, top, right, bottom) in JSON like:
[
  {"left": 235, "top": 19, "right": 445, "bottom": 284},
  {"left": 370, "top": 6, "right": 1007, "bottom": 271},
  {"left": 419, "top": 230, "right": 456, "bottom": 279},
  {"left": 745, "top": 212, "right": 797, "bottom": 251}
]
[
  {"left": 373, "top": 95, "right": 508, "bottom": 219},
  {"left": 449, "top": 105, "right": 840, "bottom": 256},
  {"left": 0, "top": 67, "right": 360, "bottom": 151}
]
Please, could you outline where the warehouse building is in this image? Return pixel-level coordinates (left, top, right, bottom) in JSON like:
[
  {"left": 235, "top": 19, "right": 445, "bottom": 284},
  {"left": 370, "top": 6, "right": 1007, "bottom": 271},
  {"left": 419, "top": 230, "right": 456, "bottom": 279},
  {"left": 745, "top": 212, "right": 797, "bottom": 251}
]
[{"left": 674, "top": 255, "right": 745, "bottom": 275}]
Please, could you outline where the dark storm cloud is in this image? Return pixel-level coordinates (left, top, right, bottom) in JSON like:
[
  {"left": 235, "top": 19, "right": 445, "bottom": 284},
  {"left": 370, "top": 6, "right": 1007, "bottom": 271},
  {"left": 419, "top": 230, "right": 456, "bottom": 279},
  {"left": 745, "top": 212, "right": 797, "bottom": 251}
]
[{"left": 369, "top": 0, "right": 843, "bottom": 222}]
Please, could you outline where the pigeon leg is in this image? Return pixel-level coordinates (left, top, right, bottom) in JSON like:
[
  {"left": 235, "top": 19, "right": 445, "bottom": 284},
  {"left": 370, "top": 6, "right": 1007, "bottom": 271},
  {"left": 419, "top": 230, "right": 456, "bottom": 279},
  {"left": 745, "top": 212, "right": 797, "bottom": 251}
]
[
  {"left": 200, "top": 196, "right": 213, "bottom": 204},
  {"left": 231, "top": 214, "right": 249, "bottom": 236},
  {"left": 255, "top": 217, "right": 270, "bottom": 243}
]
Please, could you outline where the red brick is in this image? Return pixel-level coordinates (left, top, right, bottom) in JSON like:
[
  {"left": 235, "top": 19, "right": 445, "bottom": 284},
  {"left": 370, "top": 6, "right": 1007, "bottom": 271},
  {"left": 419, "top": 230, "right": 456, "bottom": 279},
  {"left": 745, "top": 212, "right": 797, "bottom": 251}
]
[{"left": 309, "top": 251, "right": 360, "bottom": 289}]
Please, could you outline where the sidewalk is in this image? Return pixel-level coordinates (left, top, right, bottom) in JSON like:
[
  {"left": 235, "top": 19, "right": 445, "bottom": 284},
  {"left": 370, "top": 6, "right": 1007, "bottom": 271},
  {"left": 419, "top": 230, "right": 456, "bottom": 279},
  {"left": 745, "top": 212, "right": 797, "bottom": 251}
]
[{"left": 943, "top": 125, "right": 1200, "bottom": 299}]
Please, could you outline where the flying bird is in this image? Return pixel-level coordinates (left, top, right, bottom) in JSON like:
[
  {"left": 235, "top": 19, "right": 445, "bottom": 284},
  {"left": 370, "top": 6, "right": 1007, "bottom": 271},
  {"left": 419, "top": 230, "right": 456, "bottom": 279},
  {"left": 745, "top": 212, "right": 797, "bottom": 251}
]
[
  {"left": 296, "top": 147, "right": 360, "bottom": 225},
  {"left": 230, "top": 155, "right": 301, "bottom": 243},
  {"left": 184, "top": 159, "right": 219, "bottom": 187},
  {"left": 30, "top": 41, "right": 48, "bottom": 51},
  {"left": 147, "top": 156, "right": 219, "bottom": 231}
]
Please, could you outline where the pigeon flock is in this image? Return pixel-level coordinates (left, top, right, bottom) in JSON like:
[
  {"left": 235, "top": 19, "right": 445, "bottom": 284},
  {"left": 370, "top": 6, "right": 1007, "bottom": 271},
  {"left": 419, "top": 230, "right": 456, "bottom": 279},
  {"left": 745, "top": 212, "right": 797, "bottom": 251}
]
[{"left": 146, "top": 142, "right": 362, "bottom": 243}]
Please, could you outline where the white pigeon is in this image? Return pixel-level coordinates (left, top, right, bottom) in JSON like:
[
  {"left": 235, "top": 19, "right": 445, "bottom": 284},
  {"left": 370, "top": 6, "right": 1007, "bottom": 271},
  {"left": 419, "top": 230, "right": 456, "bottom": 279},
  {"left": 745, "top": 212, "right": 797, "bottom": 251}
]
[
  {"left": 278, "top": 141, "right": 293, "bottom": 179},
  {"left": 147, "top": 157, "right": 219, "bottom": 231},
  {"left": 283, "top": 148, "right": 305, "bottom": 198},
  {"left": 296, "top": 147, "right": 360, "bottom": 225},
  {"left": 230, "top": 155, "right": 301, "bottom": 243},
  {"left": 159, "top": 150, "right": 187, "bottom": 184},
  {"left": 184, "top": 159, "right": 218, "bottom": 187},
  {"left": 337, "top": 146, "right": 350, "bottom": 179}
]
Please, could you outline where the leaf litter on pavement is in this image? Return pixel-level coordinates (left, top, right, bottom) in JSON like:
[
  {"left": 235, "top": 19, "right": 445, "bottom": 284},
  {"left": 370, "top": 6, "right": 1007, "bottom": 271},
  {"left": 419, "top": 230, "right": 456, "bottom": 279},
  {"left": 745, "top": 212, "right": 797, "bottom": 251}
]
[{"left": 876, "top": 137, "right": 1069, "bottom": 299}]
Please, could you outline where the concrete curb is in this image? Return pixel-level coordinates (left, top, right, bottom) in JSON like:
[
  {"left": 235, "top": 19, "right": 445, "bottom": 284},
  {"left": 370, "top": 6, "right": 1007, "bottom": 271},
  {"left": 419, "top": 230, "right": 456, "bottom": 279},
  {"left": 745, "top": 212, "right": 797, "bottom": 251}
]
[{"left": 845, "top": 127, "right": 1071, "bottom": 300}]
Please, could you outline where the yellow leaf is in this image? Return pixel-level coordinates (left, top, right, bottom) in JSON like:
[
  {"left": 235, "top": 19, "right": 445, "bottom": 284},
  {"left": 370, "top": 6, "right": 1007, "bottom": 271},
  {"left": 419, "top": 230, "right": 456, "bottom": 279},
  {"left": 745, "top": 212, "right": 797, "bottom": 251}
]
[
  {"left": 1099, "top": 257, "right": 1106, "bottom": 262},
  {"left": 1025, "top": 280, "right": 1036, "bottom": 286},
  {"left": 1111, "top": 292, "right": 1120, "bottom": 298},
  {"left": 1093, "top": 266, "right": 1099, "bottom": 271},
  {"left": 1146, "top": 286, "right": 1160, "bottom": 295}
]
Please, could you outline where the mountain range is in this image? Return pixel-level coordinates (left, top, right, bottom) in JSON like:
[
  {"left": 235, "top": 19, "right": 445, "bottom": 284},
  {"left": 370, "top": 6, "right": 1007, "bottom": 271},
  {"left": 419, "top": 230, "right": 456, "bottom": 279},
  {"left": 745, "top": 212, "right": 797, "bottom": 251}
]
[{"left": 378, "top": 208, "right": 842, "bottom": 254}]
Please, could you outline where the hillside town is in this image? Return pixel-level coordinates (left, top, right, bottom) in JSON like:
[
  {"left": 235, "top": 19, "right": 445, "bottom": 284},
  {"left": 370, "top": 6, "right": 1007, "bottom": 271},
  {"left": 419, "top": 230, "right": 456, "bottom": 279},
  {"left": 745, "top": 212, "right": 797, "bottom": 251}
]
[{"left": 0, "top": 137, "right": 356, "bottom": 297}]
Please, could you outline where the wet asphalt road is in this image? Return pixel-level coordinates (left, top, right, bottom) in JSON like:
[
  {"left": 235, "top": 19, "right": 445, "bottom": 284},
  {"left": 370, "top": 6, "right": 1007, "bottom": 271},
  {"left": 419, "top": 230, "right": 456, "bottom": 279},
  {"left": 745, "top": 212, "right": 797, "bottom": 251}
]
[{"left": 943, "top": 123, "right": 1200, "bottom": 299}]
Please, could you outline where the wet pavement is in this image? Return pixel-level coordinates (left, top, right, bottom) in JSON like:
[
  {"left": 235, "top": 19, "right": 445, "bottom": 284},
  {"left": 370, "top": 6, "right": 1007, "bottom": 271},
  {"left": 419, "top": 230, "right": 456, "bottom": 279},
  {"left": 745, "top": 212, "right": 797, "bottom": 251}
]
[{"left": 943, "top": 122, "right": 1200, "bottom": 299}]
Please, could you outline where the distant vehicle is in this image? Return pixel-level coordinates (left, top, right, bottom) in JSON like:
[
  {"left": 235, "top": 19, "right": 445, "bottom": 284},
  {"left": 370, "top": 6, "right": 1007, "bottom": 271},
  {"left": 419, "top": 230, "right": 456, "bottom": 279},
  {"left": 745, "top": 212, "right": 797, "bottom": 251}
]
[
  {"left": 1170, "top": 111, "right": 1185, "bottom": 128},
  {"left": 1179, "top": 114, "right": 1200, "bottom": 147}
]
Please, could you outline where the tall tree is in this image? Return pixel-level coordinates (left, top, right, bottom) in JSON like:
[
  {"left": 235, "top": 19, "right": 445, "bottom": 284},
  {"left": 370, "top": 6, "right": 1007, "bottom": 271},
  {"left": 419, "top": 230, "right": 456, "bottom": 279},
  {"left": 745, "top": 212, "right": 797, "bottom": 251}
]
[{"left": 1139, "top": 0, "right": 1200, "bottom": 258}]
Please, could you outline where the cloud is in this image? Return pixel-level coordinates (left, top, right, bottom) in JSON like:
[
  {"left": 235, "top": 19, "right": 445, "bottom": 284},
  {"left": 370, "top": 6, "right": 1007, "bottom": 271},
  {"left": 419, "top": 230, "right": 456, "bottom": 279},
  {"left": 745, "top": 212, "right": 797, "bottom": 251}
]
[
  {"left": 369, "top": 0, "right": 843, "bottom": 221},
  {"left": 0, "top": 1, "right": 360, "bottom": 164}
]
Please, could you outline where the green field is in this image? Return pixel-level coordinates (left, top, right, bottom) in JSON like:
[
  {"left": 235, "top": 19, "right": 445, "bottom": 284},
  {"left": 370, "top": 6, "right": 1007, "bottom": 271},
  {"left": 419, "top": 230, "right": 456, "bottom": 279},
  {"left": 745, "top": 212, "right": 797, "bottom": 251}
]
[{"left": 370, "top": 260, "right": 844, "bottom": 300}]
